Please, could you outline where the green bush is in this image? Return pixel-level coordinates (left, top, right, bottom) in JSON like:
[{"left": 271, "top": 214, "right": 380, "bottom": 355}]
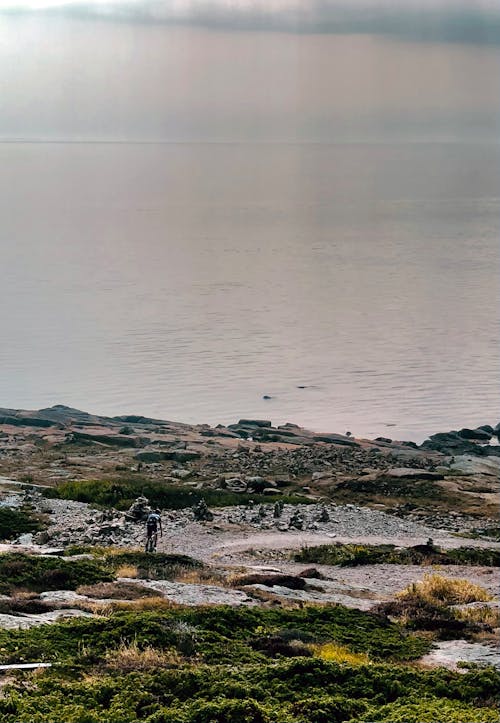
[
  {"left": 0, "top": 553, "right": 114, "bottom": 594},
  {"left": 295, "top": 542, "right": 500, "bottom": 567},
  {"left": 0, "top": 605, "right": 431, "bottom": 666},
  {"left": 0, "top": 660, "right": 498, "bottom": 723},
  {"left": 0, "top": 506, "right": 46, "bottom": 541},
  {"left": 352, "top": 696, "right": 500, "bottom": 722},
  {"left": 44, "top": 478, "right": 309, "bottom": 510}
]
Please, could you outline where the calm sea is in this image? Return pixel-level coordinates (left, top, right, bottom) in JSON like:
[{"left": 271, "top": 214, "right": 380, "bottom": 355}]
[{"left": 0, "top": 141, "right": 498, "bottom": 441}]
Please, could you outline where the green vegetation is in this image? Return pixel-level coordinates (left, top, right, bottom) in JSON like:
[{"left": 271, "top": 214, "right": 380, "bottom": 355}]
[
  {"left": 295, "top": 542, "right": 500, "bottom": 567},
  {"left": 0, "top": 553, "right": 114, "bottom": 594},
  {"left": 44, "top": 478, "right": 310, "bottom": 510},
  {"left": 0, "top": 605, "right": 431, "bottom": 665},
  {"left": 63, "top": 548, "right": 204, "bottom": 581},
  {"left": 0, "top": 588, "right": 497, "bottom": 722},
  {"left": 0, "top": 506, "right": 46, "bottom": 541},
  {"left": 0, "top": 550, "right": 205, "bottom": 595},
  {"left": 375, "top": 574, "right": 498, "bottom": 640},
  {"left": 0, "top": 653, "right": 498, "bottom": 722}
]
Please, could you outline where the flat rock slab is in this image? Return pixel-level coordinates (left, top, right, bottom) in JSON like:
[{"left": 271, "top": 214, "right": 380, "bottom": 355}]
[
  {"left": 245, "top": 582, "right": 378, "bottom": 610},
  {"left": 385, "top": 468, "right": 444, "bottom": 480},
  {"left": 421, "top": 640, "right": 500, "bottom": 670},
  {"left": 120, "top": 578, "right": 257, "bottom": 606},
  {"left": 447, "top": 455, "right": 500, "bottom": 476},
  {"left": 0, "top": 609, "right": 93, "bottom": 630}
]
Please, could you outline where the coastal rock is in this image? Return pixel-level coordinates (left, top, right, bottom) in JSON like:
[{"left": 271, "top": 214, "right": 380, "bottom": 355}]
[
  {"left": 236, "top": 419, "right": 272, "bottom": 428},
  {"left": 458, "top": 428, "right": 492, "bottom": 441},
  {"left": 169, "top": 450, "right": 201, "bottom": 463},
  {"left": 223, "top": 477, "right": 247, "bottom": 493},
  {"left": 312, "top": 433, "right": 359, "bottom": 446},
  {"left": 421, "top": 432, "right": 487, "bottom": 456},
  {"left": 0, "top": 609, "right": 92, "bottom": 630},
  {"left": 447, "top": 455, "right": 500, "bottom": 477},
  {"left": 134, "top": 450, "right": 164, "bottom": 462},
  {"left": 246, "top": 476, "right": 274, "bottom": 493},
  {"left": 385, "top": 468, "right": 444, "bottom": 481}
]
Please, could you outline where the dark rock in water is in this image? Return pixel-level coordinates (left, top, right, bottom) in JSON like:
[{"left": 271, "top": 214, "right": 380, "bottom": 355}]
[
  {"left": 375, "top": 437, "right": 393, "bottom": 444},
  {"left": 421, "top": 431, "right": 487, "bottom": 456},
  {"left": 458, "top": 428, "right": 492, "bottom": 441},
  {"left": 486, "top": 446, "right": 500, "bottom": 457},
  {"left": 477, "top": 424, "right": 494, "bottom": 434},
  {"left": 237, "top": 419, "right": 272, "bottom": 428},
  {"left": 494, "top": 422, "right": 500, "bottom": 437},
  {"left": 313, "top": 433, "right": 359, "bottom": 447},
  {"left": 262, "top": 395, "right": 273, "bottom": 400}
]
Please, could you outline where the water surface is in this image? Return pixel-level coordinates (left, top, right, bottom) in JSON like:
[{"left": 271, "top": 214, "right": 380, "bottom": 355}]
[{"left": 0, "top": 141, "right": 498, "bottom": 441}]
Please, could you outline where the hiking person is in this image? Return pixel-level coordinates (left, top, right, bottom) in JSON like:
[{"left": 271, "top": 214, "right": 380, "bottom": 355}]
[{"left": 145, "top": 508, "right": 162, "bottom": 552}]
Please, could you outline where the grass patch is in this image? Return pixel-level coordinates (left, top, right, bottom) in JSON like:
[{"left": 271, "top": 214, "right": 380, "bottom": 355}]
[
  {"left": 313, "top": 641, "right": 370, "bottom": 666},
  {"left": 397, "top": 574, "right": 494, "bottom": 606},
  {"left": 295, "top": 542, "right": 500, "bottom": 567},
  {"left": 64, "top": 548, "right": 205, "bottom": 582},
  {"left": 0, "top": 505, "right": 47, "bottom": 541},
  {"left": 375, "top": 574, "right": 497, "bottom": 640},
  {"left": 106, "top": 551, "right": 204, "bottom": 581},
  {"left": 44, "top": 477, "right": 310, "bottom": 510},
  {"left": 0, "top": 553, "right": 114, "bottom": 595},
  {"left": 103, "top": 640, "right": 182, "bottom": 672}
]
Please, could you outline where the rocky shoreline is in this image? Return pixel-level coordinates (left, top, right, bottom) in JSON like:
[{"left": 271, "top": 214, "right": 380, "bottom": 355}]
[{"left": 0, "top": 404, "right": 499, "bottom": 675}]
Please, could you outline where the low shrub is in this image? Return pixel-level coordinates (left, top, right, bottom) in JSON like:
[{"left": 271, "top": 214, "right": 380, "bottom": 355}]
[
  {"left": 295, "top": 542, "right": 500, "bottom": 567},
  {"left": 45, "top": 478, "right": 310, "bottom": 511},
  {"left": 0, "top": 659, "right": 498, "bottom": 723},
  {"left": 291, "top": 694, "right": 368, "bottom": 723},
  {"left": 353, "top": 696, "right": 500, "bottom": 722},
  {"left": 0, "top": 553, "right": 114, "bottom": 594},
  {"left": 0, "top": 604, "right": 432, "bottom": 666},
  {"left": 374, "top": 596, "right": 469, "bottom": 638},
  {"left": 0, "top": 506, "right": 46, "bottom": 541}
]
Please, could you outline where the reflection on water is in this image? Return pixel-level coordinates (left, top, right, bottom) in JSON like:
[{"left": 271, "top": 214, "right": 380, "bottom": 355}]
[{"left": 0, "top": 142, "right": 498, "bottom": 441}]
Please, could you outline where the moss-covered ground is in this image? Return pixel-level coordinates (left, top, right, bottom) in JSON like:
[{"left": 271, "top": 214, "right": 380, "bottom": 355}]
[{"left": 0, "top": 604, "right": 498, "bottom": 722}]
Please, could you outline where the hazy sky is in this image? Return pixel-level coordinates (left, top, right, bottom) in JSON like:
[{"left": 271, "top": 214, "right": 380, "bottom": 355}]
[{"left": 0, "top": 0, "right": 499, "bottom": 141}]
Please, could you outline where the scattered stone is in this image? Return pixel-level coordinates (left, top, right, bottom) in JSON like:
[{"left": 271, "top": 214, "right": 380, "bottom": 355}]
[
  {"left": 192, "top": 499, "right": 214, "bottom": 522},
  {"left": 289, "top": 509, "right": 305, "bottom": 530},
  {"left": 126, "top": 496, "right": 151, "bottom": 521}
]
